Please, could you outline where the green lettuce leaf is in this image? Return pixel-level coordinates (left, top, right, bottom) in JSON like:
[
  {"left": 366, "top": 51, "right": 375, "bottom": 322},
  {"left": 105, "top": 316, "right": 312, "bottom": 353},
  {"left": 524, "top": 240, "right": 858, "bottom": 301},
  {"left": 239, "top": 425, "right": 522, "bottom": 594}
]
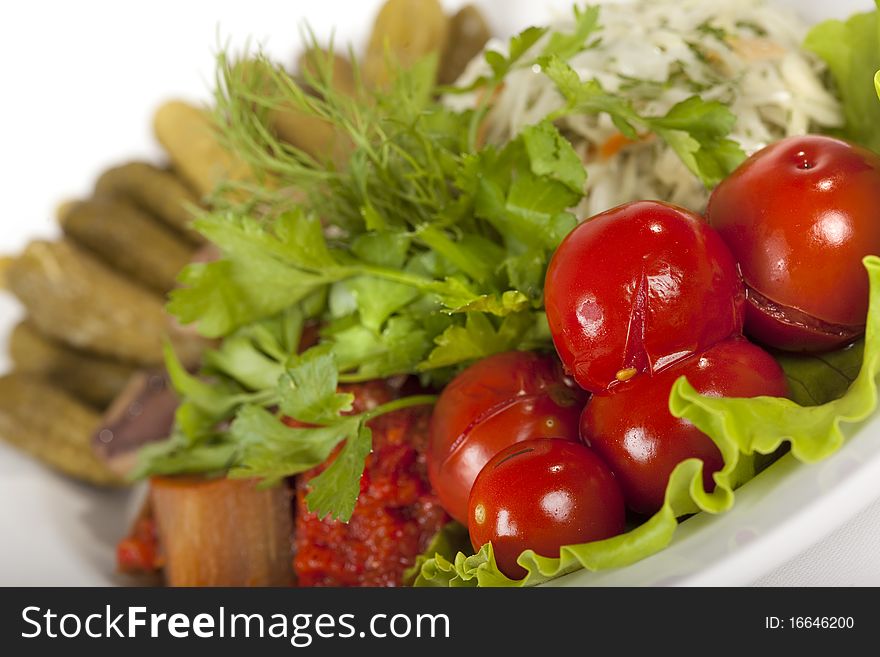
[
  {"left": 771, "top": 341, "right": 863, "bottom": 407},
  {"left": 805, "top": 2, "right": 880, "bottom": 152},
  {"left": 413, "top": 257, "right": 880, "bottom": 587},
  {"left": 403, "top": 522, "right": 471, "bottom": 586}
]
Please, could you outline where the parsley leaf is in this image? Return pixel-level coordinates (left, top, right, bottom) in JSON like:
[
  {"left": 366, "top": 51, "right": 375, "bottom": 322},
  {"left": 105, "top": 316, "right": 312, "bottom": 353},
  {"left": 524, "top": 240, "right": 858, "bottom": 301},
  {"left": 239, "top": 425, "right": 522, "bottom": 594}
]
[
  {"left": 420, "top": 311, "right": 535, "bottom": 370},
  {"left": 229, "top": 404, "right": 360, "bottom": 484},
  {"left": 464, "top": 120, "right": 582, "bottom": 253},
  {"left": 483, "top": 27, "right": 549, "bottom": 83},
  {"left": 646, "top": 97, "right": 744, "bottom": 187},
  {"left": 278, "top": 345, "right": 354, "bottom": 424},
  {"left": 541, "top": 55, "right": 745, "bottom": 187},
  {"left": 304, "top": 422, "right": 373, "bottom": 522},
  {"left": 539, "top": 5, "right": 601, "bottom": 61}
]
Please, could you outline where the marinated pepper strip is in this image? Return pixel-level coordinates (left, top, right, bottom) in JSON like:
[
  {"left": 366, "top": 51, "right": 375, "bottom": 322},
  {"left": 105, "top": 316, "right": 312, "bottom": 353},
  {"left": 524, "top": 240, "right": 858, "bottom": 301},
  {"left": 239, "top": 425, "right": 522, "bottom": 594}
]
[{"left": 292, "top": 381, "right": 448, "bottom": 587}]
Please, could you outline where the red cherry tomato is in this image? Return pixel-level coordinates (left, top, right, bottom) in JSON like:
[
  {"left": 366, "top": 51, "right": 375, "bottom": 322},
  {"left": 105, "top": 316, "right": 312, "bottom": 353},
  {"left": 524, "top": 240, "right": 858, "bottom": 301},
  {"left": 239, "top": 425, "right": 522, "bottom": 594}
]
[
  {"left": 468, "top": 438, "right": 625, "bottom": 580},
  {"left": 580, "top": 336, "right": 788, "bottom": 515},
  {"left": 707, "top": 135, "right": 880, "bottom": 352},
  {"left": 545, "top": 200, "right": 745, "bottom": 393},
  {"left": 427, "top": 351, "right": 585, "bottom": 523}
]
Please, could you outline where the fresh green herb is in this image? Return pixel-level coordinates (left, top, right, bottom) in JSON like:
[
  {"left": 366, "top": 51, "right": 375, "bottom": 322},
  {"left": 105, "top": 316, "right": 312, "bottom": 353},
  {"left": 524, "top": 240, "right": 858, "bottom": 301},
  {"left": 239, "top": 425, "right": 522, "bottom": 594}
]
[
  {"left": 539, "top": 5, "right": 602, "bottom": 62},
  {"left": 734, "top": 20, "right": 768, "bottom": 37},
  {"left": 696, "top": 20, "right": 727, "bottom": 42},
  {"left": 541, "top": 55, "right": 745, "bottom": 187}
]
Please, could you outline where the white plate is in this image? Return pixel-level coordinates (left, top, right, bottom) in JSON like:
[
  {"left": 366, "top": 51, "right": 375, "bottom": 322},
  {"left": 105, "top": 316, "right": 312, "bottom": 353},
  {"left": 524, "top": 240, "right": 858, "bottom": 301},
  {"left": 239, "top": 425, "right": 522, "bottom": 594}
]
[{"left": 0, "top": 0, "right": 875, "bottom": 586}]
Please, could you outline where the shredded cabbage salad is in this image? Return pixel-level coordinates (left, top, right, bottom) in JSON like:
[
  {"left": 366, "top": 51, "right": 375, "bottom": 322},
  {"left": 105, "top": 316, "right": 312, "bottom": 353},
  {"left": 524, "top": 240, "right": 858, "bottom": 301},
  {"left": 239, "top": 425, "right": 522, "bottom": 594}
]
[{"left": 452, "top": 0, "right": 843, "bottom": 215}]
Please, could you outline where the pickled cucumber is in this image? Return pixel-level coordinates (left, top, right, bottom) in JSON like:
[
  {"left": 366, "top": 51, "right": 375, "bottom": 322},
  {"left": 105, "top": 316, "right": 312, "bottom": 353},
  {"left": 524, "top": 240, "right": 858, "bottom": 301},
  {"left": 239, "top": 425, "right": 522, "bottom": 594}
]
[
  {"left": 438, "top": 5, "right": 491, "bottom": 85},
  {"left": 9, "top": 322, "right": 136, "bottom": 408},
  {"left": 231, "top": 52, "right": 352, "bottom": 167},
  {"left": 269, "top": 104, "right": 352, "bottom": 167},
  {"left": 60, "top": 198, "right": 194, "bottom": 293},
  {"left": 364, "top": 0, "right": 449, "bottom": 88},
  {"left": 153, "top": 100, "right": 255, "bottom": 199},
  {"left": 5, "top": 240, "right": 168, "bottom": 366},
  {"left": 297, "top": 48, "right": 357, "bottom": 97},
  {"left": 0, "top": 255, "right": 11, "bottom": 289},
  {"left": 0, "top": 374, "right": 123, "bottom": 486},
  {"left": 94, "top": 162, "right": 204, "bottom": 244}
]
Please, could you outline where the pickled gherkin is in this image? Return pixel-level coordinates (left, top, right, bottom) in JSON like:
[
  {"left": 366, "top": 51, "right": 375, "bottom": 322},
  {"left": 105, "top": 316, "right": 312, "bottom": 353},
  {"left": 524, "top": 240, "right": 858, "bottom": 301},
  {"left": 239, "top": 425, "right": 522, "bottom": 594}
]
[
  {"left": 153, "top": 100, "right": 256, "bottom": 199},
  {"left": 0, "top": 255, "right": 10, "bottom": 288},
  {"left": 364, "top": 0, "right": 449, "bottom": 88},
  {"left": 60, "top": 198, "right": 194, "bottom": 293},
  {"left": 94, "top": 162, "right": 204, "bottom": 244},
  {"left": 5, "top": 240, "right": 168, "bottom": 366},
  {"left": 297, "top": 48, "right": 357, "bottom": 97},
  {"left": 269, "top": 104, "right": 351, "bottom": 167},
  {"left": 9, "top": 322, "right": 136, "bottom": 408},
  {"left": 438, "top": 5, "right": 491, "bottom": 85},
  {"left": 268, "top": 52, "right": 357, "bottom": 166},
  {"left": 0, "top": 374, "right": 123, "bottom": 486}
]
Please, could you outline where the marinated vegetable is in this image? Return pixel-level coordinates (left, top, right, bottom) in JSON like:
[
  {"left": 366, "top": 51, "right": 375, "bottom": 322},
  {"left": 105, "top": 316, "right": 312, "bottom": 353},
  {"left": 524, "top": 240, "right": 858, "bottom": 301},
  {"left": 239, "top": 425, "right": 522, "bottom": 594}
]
[
  {"left": 153, "top": 100, "right": 255, "bottom": 198},
  {"left": 707, "top": 135, "right": 880, "bottom": 352},
  {"left": 117, "top": 503, "right": 161, "bottom": 577},
  {"left": 544, "top": 201, "right": 745, "bottom": 393},
  {"left": 298, "top": 48, "right": 357, "bottom": 97},
  {"left": 94, "top": 369, "right": 179, "bottom": 477},
  {"left": 93, "top": 161, "right": 204, "bottom": 244},
  {"left": 427, "top": 351, "right": 585, "bottom": 523},
  {"left": 467, "top": 438, "right": 625, "bottom": 579},
  {"left": 150, "top": 476, "right": 294, "bottom": 587},
  {"left": 9, "top": 321, "right": 136, "bottom": 408},
  {"left": 60, "top": 198, "right": 194, "bottom": 293},
  {"left": 581, "top": 337, "right": 788, "bottom": 514},
  {"left": 265, "top": 52, "right": 356, "bottom": 167},
  {"left": 295, "top": 389, "right": 447, "bottom": 586},
  {"left": 438, "top": 5, "right": 490, "bottom": 84},
  {"left": 5, "top": 240, "right": 171, "bottom": 365},
  {"left": 0, "top": 374, "right": 122, "bottom": 486},
  {"left": 364, "top": 0, "right": 449, "bottom": 88}
]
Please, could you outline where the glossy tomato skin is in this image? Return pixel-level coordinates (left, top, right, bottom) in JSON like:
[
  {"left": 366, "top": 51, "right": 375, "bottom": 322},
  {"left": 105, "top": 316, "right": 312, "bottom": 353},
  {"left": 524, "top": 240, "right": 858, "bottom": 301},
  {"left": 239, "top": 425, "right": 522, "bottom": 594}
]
[
  {"left": 707, "top": 135, "right": 880, "bottom": 352},
  {"left": 580, "top": 336, "right": 788, "bottom": 515},
  {"left": 545, "top": 200, "right": 745, "bottom": 393},
  {"left": 427, "top": 351, "right": 585, "bottom": 523},
  {"left": 467, "top": 438, "right": 625, "bottom": 580}
]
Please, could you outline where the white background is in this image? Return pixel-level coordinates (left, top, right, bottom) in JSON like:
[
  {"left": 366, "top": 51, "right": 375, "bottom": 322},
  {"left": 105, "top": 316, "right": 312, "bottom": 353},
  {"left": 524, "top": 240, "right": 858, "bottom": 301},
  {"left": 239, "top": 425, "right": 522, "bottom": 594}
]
[{"left": 0, "top": 0, "right": 876, "bottom": 586}]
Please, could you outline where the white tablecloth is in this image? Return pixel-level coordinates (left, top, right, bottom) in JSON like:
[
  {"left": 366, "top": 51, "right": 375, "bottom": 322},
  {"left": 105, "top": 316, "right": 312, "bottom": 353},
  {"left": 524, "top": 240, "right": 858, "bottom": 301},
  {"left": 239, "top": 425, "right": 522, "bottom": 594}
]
[{"left": 755, "top": 497, "right": 880, "bottom": 586}]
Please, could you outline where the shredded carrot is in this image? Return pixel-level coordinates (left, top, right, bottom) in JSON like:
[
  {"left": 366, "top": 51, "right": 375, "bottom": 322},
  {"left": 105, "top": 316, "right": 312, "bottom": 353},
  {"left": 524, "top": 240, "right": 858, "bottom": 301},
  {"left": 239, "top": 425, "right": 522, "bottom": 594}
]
[
  {"left": 474, "top": 83, "right": 506, "bottom": 149},
  {"left": 598, "top": 131, "right": 657, "bottom": 161},
  {"left": 726, "top": 36, "right": 786, "bottom": 62},
  {"left": 599, "top": 132, "right": 637, "bottom": 160}
]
